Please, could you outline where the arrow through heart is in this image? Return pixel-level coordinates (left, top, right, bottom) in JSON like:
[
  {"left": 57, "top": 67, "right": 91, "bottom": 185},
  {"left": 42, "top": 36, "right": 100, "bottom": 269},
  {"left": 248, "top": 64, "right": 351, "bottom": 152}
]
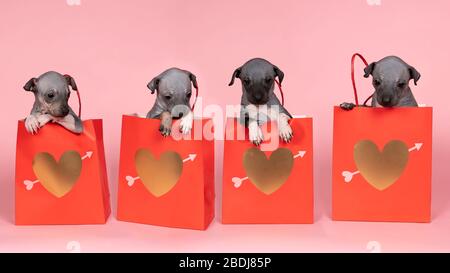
[
  {"left": 342, "top": 142, "right": 422, "bottom": 183},
  {"left": 126, "top": 153, "right": 196, "bottom": 187},
  {"left": 24, "top": 151, "right": 93, "bottom": 191},
  {"left": 232, "top": 150, "right": 307, "bottom": 189}
]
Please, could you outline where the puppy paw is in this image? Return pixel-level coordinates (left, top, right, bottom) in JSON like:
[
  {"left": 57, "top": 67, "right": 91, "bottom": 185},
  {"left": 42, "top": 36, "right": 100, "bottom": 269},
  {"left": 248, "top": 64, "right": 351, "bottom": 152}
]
[
  {"left": 179, "top": 112, "right": 193, "bottom": 135},
  {"left": 37, "top": 114, "right": 53, "bottom": 126},
  {"left": 25, "top": 115, "right": 40, "bottom": 134},
  {"left": 340, "top": 102, "right": 356, "bottom": 111},
  {"left": 159, "top": 124, "right": 171, "bottom": 137},
  {"left": 279, "top": 123, "right": 293, "bottom": 143},
  {"left": 249, "top": 123, "right": 264, "bottom": 146}
]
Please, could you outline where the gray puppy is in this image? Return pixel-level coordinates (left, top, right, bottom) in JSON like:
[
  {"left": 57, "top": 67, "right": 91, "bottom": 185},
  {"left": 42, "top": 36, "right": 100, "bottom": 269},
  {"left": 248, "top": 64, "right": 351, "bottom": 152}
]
[
  {"left": 23, "top": 71, "right": 83, "bottom": 134},
  {"left": 341, "top": 56, "right": 420, "bottom": 110},
  {"left": 229, "top": 58, "right": 293, "bottom": 145},
  {"left": 147, "top": 68, "right": 197, "bottom": 136}
]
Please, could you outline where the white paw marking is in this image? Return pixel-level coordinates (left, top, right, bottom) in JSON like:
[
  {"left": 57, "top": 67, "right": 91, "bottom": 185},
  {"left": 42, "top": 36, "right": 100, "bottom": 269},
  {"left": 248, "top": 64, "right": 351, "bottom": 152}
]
[
  {"left": 179, "top": 112, "right": 193, "bottom": 135},
  {"left": 279, "top": 123, "right": 293, "bottom": 143},
  {"left": 249, "top": 123, "right": 264, "bottom": 145},
  {"left": 25, "top": 115, "right": 40, "bottom": 134}
]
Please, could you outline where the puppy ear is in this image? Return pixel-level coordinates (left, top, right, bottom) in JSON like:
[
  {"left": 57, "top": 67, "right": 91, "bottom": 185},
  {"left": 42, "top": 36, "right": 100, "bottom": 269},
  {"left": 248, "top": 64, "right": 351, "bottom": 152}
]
[
  {"left": 147, "top": 77, "right": 160, "bottom": 94},
  {"left": 64, "top": 74, "right": 78, "bottom": 91},
  {"left": 228, "top": 67, "right": 241, "bottom": 86},
  {"left": 409, "top": 66, "right": 421, "bottom": 86},
  {"left": 23, "top": 78, "right": 37, "bottom": 92},
  {"left": 363, "top": 62, "right": 376, "bottom": 78},
  {"left": 273, "top": 65, "right": 284, "bottom": 83},
  {"left": 188, "top": 73, "right": 198, "bottom": 89}
]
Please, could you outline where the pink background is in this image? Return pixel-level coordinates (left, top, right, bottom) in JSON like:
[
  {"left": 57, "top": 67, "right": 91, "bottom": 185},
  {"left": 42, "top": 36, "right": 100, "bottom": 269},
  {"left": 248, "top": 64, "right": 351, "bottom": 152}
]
[{"left": 1, "top": 0, "right": 449, "bottom": 252}]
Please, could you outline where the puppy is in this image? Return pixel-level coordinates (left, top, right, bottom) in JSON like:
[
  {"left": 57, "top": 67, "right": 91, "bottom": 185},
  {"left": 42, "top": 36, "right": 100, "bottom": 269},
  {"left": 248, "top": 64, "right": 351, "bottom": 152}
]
[
  {"left": 341, "top": 56, "right": 421, "bottom": 110},
  {"left": 23, "top": 71, "right": 83, "bottom": 134},
  {"left": 229, "top": 58, "right": 293, "bottom": 145},
  {"left": 146, "top": 68, "right": 197, "bottom": 136}
]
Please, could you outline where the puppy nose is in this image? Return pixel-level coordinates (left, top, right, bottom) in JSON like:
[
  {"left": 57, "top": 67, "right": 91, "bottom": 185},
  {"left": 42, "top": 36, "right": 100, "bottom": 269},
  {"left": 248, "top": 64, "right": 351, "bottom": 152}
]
[
  {"left": 254, "top": 93, "right": 262, "bottom": 100},
  {"left": 382, "top": 96, "right": 392, "bottom": 104}
]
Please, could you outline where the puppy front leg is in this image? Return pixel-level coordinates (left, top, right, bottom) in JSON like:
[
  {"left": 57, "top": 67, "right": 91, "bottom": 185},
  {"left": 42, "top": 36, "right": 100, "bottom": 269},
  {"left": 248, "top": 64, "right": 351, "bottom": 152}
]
[
  {"left": 159, "top": 111, "right": 172, "bottom": 137},
  {"left": 277, "top": 113, "right": 293, "bottom": 143},
  {"left": 179, "top": 110, "right": 193, "bottom": 135},
  {"left": 25, "top": 114, "right": 41, "bottom": 134},
  {"left": 246, "top": 104, "right": 264, "bottom": 146},
  {"left": 54, "top": 114, "right": 83, "bottom": 134},
  {"left": 340, "top": 102, "right": 356, "bottom": 110},
  {"left": 25, "top": 114, "right": 60, "bottom": 134},
  {"left": 37, "top": 114, "right": 53, "bottom": 127}
]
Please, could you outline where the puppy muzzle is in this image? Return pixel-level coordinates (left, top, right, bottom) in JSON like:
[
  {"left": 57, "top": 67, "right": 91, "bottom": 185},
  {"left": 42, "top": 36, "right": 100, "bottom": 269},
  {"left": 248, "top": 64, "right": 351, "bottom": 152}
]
[
  {"left": 50, "top": 105, "right": 70, "bottom": 117},
  {"left": 170, "top": 104, "right": 191, "bottom": 119},
  {"left": 247, "top": 92, "right": 268, "bottom": 105},
  {"left": 377, "top": 94, "right": 397, "bottom": 107}
]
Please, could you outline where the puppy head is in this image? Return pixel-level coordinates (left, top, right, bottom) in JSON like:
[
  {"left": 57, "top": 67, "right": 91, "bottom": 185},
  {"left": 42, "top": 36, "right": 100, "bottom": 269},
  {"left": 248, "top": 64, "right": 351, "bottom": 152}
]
[
  {"left": 147, "top": 68, "right": 197, "bottom": 118},
  {"left": 229, "top": 58, "right": 284, "bottom": 105},
  {"left": 23, "top": 71, "right": 77, "bottom": 117},
  {"left": 364, "top": 56, "right": 420, "bottom": 107}
]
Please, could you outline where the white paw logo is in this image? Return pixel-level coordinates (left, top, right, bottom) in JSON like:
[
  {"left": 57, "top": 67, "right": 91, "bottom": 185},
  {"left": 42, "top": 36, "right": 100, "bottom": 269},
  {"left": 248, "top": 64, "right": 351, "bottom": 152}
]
[
  {"left": 366, "top": 0, "right": 381, "bottom": 6},
  {"left": 366, "top": 241, "right": 382, "bottom": 253},
  {"left": 66, "top": 241, "right": 81, "bottom": 253},
  {"left": 66, "top": 0, "right": 81, "bottom": 6}
]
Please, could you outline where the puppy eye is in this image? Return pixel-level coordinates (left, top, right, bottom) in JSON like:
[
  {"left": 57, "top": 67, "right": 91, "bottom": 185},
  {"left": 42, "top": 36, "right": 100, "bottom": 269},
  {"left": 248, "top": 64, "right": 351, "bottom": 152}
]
[
  {"left": 243, "top": 78, "right": 250, "bottom": 85},
  {"left": 265, "top": 78, "right": 272, "bottom": 84},
  {"left": 373, "top": 79, "right": 381, "bottom": 86},
  {"left": 186, "top": 92, "right": 192, "bottom": 98},
  {"left": 397, "top": 82, "right": 406, "bottom": 88},
  {"left": 165, "top": 95, "right": 172, "bottom": 100},
  {"left": 47, "top": 92, "right": 55, "bottom": 99}
]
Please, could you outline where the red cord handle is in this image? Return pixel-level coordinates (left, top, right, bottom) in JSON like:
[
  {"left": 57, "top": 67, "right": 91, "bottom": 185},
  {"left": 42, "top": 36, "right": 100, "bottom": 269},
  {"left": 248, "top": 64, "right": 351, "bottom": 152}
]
[
  {"left": 351, "top": 53, "right": 369, "bottom": 106},
  {"left": 274, "top": 79, "right": 285, "bottom": 106},
  {"left": 64, "top": 74, "right": 81, "bottom": 118}
]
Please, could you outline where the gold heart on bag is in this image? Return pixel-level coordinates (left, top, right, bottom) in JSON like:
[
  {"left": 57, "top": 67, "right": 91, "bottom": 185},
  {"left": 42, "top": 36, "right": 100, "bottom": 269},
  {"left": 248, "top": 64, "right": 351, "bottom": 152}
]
[
  {"left": 32, "top": 151, "right": 82, "bottom": 198},
  {"left": 242, "top": 147, "right": 294, "bottom": 195},
  {"left": 134, "top": 149, "right": 183, "bottom": 197},
  {"left": 353, "top": 140, "right": 409, "bottom": 191}
]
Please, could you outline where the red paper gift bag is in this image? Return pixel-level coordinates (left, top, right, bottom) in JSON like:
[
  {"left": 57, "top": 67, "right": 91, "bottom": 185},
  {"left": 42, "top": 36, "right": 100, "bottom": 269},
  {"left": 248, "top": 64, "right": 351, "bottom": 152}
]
[
  {"left": 116, "top": 115, "right": 215, "bottom": 230},
  {"left": 222, "top": 117, "right": 314, "bottom": 224},
  {"left": 15, "top": 119, "right": 111, "bottom": 225},
  {"left": 332, "top": 54, "right": 433, "bottom": 222}
]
